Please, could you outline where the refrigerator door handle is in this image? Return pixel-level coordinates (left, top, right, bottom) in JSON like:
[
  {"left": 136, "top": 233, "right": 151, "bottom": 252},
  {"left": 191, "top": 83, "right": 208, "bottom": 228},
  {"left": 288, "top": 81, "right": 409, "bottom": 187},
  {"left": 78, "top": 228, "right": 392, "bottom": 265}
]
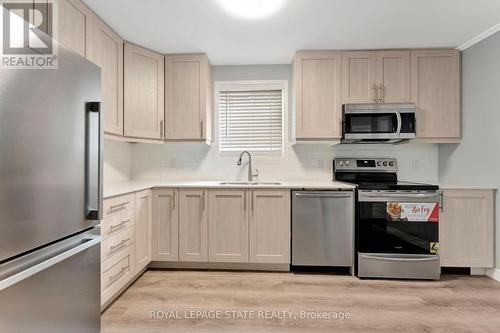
[
  {"left": 85, "top": 102, "right": 103, "bottom": 220},
  {"left": 0, "top": 234, "right": 101, "bottom": 291}
]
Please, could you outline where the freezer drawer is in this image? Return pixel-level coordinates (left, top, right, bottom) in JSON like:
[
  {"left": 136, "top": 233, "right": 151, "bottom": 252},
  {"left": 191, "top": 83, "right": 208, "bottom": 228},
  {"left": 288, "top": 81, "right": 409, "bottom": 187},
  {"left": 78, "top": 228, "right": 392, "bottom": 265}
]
[
  {"left": 358, "top": 253, "right": 440, "bottom": 280},
  {"left": 0, "top": 230, "right": 101, "bottom": 333},
  {"left": 292, "top": 191, "right": 354, "bottom": 266}
]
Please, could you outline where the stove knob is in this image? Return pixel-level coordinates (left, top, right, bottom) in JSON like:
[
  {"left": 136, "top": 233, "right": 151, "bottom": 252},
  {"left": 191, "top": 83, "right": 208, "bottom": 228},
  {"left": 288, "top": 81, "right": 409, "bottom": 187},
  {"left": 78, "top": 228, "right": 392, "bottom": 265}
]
[
  {"left": 377, "top": 161, "right": 382, "bottom": 166},
  {"left": 383, "top": 161, "right": 388, "bottom": 166},
  {"left": 389, "top": 161, "right": 394, "bottom": 167},
  {"left": 345, "top": 160, "right": 350, "bottom": 166},
  {"left": 339, "top": 160, "right": 344, "bottom": 166}
]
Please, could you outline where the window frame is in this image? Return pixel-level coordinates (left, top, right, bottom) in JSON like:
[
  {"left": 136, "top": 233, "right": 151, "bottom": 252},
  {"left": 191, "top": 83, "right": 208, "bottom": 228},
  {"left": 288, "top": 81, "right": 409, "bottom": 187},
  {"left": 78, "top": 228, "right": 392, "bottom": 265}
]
[{"left": 215, "top": 80, "right": 288, "bottom": 157}]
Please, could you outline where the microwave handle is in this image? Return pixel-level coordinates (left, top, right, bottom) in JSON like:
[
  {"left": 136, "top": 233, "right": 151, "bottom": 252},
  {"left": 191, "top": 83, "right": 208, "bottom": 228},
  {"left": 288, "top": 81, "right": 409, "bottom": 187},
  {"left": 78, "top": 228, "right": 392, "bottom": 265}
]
[{"left": 394, "top": 109, "right": 402, "bottom": 135}]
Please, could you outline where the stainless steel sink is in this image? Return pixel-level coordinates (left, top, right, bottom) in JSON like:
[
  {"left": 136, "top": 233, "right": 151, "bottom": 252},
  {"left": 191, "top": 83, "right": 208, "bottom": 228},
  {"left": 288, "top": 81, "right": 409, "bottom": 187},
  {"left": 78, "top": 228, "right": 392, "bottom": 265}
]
[{"left": 219, "top": 181, "right": 282, "bottom": 186}]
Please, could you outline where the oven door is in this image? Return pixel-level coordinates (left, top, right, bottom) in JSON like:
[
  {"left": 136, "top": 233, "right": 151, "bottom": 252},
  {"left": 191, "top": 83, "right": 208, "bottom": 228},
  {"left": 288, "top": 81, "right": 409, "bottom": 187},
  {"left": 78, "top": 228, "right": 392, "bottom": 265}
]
[{"left": 357, "top": 190, "right": 440, "bottom": 255}]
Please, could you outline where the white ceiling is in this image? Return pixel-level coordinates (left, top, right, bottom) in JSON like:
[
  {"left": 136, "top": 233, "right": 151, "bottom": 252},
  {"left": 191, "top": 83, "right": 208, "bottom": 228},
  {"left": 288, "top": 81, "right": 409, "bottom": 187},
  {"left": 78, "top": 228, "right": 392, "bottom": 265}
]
[{"left": 82, "top": 0, "right": 500, "bottom": 65}]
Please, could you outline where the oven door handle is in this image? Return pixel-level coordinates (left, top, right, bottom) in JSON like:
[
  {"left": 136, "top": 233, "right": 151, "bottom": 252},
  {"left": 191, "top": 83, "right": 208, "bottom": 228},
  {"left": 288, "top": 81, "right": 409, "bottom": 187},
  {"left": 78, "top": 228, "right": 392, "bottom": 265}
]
[
  {"left": 394, "top": 109, "right": 402, "bottom": 135},
  {"left": 359, "top": 254, "right": 439, "bottom": 263},
  {"left": 358, "top": 192, "right": 440, "bottom": 202}
]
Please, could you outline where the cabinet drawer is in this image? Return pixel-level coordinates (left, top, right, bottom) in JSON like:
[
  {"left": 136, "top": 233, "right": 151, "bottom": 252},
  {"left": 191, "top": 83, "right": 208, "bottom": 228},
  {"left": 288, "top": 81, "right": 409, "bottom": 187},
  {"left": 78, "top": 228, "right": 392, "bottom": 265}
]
[
  {"left": 103, "top": 194, "right": 134, "bottom": 219},
  {"left": 101, "top": 227, "right": 135, "bottom": 262},
  {"left": 102, "top": 211, "right": 133, "bottom": 239},
  {"left": 101, "top": 244, "right": 135, "bottom": 306}
]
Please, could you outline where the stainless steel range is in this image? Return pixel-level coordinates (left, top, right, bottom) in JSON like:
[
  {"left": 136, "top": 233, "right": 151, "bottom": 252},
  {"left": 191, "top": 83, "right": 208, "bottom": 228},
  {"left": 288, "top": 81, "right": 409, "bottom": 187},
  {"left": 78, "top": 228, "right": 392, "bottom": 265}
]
[{"left": 334, "top": 158, "right": 441, "bottom": 280}]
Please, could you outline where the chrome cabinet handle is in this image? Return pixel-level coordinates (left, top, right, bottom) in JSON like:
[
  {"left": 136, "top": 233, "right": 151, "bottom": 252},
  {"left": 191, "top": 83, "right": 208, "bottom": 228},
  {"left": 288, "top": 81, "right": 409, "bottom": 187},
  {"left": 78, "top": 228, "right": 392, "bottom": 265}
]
[
  {"left": 110, "top": 238, "right": 130, "bottom": 251},
  {"left": 110, "top": 220, "right": 130, "bottom": 230},
  {"left": 109, "top": 202, "right": 129, "bottom": 213},
  {"left": 202, "top": 191, "right": 205, "bottom": 211},
  {"left": 200, "top": 119, "right": 204, "bottom": 139},
  {"left": 439, "top": 192, "right": 444, "bottom": 212},
  {"left": 378, "top": 84, "right": 384, "bottom": 103},
  {"left": 372, "top": 84, "right": 378, "bottom": 102},
  {"left": 243, "top": 191, "right": 246, "bottom": 211},
  {"left": 251, "top": 192, "right": 254, "bottom": 211},
  {"left": 173, "top": 191, "right": 176, "bottom": 210},
  {"left": 109, "top": 266, "right": 128, "bottom": 283},
  {"left": 160, "top": 119, "right": 164, "bottom": 138}
]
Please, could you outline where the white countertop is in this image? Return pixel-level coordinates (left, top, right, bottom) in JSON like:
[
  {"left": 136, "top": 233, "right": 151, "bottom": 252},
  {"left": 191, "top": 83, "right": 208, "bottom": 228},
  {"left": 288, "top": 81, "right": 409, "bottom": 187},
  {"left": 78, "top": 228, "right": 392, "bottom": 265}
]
[
  {"left": 103, "top": 180, "right": 356, "bottom": 198},
  {"left": 439, "top": 185, "right": 498, "bottom": 190}
]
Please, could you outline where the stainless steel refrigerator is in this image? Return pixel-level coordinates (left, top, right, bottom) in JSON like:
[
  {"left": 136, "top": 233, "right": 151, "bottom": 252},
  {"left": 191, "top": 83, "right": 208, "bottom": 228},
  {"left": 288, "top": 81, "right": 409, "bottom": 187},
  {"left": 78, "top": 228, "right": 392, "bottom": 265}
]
[{"left": 0, "top": 33, "right": 102, "bottom": 333}]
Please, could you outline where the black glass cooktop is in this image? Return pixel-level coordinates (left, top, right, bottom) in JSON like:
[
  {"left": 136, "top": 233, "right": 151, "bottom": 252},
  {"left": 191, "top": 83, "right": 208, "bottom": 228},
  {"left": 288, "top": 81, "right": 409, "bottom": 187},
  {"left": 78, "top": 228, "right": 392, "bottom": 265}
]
[{"left": 334, "top": 172, "right": 439, "bottom": 191}]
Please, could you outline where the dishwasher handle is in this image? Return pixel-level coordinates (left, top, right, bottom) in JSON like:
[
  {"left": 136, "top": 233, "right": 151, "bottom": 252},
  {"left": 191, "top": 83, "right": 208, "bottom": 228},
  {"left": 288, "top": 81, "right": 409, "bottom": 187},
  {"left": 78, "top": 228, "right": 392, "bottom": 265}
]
[{"left": 294, "top": 192, "right": 353, "bottom": 199}]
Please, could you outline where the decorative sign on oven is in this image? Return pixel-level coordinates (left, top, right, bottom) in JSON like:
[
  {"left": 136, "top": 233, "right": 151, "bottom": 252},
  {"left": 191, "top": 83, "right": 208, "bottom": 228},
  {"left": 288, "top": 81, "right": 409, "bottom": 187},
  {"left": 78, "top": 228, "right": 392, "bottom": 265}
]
[{"left": 387, "top": 202, "right": 439, "bottom": 222}]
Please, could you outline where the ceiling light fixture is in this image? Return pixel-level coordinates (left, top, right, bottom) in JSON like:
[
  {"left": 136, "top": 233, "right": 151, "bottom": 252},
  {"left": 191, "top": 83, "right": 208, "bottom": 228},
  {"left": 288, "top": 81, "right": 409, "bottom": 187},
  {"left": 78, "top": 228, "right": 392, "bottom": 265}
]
[{"left": 218, "top": 0, "right": 286, "bottom": 19}]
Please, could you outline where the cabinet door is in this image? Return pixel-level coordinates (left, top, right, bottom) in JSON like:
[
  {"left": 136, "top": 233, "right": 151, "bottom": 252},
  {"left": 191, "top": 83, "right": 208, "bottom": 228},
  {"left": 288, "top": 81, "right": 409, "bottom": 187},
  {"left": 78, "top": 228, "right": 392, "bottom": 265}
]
[
  {"left": 178, "top": 189, "right": 208, "bottom": 262},
  {"left": 124, "top": 43, "right": 165, "bottom": 139},
  {"left": 92, "top": 17, "right": 123, "bottom": 136},
  {"left": 134, "top": 190, "right": 152, "bottom": 272},
  {"left": 376, "top": 50, "right": 411, "bottom": 103},
  {"left": 152, "top": 189, "right": 178, "bottom": 261},
  {"left": 208, "top": 190, "right": 249, "bottom": 263},
  {"left": 411, "top": 50, "right": 461, "bottom": 141},
  {"left": 440, "top": 189, "right": 494, "bottom": 268},
  {"left": 249, "top": 190, "right": 290, "bottom": 264},
  {"left": 165, "top": 54, "right": 211, "bottom": 140},
  {"left": 342, "top": 51, "right": 377, "bottom": 103},
  {"left": 294, "top": 51, "right": 343, "bottom": 139},
  {"left": 58, "top": 0, "right": 93, "bottom": 59}
]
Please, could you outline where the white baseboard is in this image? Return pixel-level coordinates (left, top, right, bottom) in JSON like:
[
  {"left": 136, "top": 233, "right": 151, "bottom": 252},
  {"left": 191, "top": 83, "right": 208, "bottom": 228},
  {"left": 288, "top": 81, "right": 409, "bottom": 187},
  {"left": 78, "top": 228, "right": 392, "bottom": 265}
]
[{"left": 486, "top": 268, "right": 500, "bottom": 282}]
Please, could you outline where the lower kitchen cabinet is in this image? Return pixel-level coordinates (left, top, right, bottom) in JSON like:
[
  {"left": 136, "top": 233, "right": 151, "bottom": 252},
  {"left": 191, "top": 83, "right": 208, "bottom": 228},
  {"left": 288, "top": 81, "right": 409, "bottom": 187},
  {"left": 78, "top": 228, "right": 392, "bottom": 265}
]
[
  {"left": 152, "top": 188, "right": 179, "bottom": 261},
  {"left": 178, "top": 189, "right": 208, "bottom": 262},
  {"left": 101, "top": 243, "right": 135, "bottom": 306},
  {"left": 439, "top": 189, "right": 495, "bottom": 268},
  {"left": 134, "top": 190, "right": 152, "bottom": 273},
  {"left": 208, "top": 189, "right": 249, "bottom": 263},
  {"left": 249, "top": 190, "right": 290, "bottom": 264}
]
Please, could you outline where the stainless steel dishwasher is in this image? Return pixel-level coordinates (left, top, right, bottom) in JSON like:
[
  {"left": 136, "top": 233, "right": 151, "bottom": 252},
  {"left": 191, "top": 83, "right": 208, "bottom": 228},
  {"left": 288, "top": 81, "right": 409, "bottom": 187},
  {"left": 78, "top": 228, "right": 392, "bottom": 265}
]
[{"left": 292, "top": 191, "right": 354, "bottom": 268}]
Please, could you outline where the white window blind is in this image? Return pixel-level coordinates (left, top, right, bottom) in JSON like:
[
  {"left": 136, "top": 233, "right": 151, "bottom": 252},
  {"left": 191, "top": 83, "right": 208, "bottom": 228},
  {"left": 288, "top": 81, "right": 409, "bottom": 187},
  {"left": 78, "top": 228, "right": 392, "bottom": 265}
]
[{"left": 218, "top": 89, "right": 283, "bottom": 154}]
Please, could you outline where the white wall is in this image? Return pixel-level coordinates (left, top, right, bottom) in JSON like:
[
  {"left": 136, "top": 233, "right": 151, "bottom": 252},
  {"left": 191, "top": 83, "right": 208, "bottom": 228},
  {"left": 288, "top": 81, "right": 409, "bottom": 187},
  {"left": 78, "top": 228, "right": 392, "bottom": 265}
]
[
  {"left": 438, "top": 31, "right": 500, "bottom": 268},
  {"left": 129, "top": 65, "right": 438, "bottom": 183},
  {"left": 103, "top": 139, "right": 132, "bottom": 183}
]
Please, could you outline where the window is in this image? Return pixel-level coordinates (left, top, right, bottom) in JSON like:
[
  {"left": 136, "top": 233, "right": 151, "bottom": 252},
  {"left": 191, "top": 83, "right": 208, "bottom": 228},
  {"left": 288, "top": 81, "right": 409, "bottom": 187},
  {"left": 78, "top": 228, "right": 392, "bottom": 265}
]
[{"left": 217, "top": 81, "right": 285, "bottom": 155}]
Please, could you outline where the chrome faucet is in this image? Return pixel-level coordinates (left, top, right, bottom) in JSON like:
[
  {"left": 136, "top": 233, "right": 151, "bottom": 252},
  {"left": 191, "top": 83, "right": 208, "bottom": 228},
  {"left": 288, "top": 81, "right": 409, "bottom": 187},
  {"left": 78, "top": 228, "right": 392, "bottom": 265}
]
[{"left": 237, "top": 151, "right": 259, "bottom": 182}]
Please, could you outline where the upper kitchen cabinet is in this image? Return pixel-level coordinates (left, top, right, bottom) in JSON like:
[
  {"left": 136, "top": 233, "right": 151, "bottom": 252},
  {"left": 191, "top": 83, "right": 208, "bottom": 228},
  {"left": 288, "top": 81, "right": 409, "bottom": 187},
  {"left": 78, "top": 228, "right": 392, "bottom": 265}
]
[
  {"left": 58, "top": 0, "right": 93, "bottom": 59},
  {"left": 411, "top": 49, "right": 461, "bottom": 142},
  {"left": 92, "top": 17, "right": 123, "bottom": 137},
  {"left": 376, "top": 50, "right": 411, "bottom": 103},
  {"left": 292, "top": 51, "right": 343, "bottom": 140},
  {"left": 164, "top": 54, "right": 212, "bottom": 143},
  {"left": 343, "top": 50, "right": 410, "bottom": 103},
  {"left": 342, "top": 51, "right": 376, "bottom": 103},
  {"left": 124, "top": 43, "right": 165, "bottom": 140}
]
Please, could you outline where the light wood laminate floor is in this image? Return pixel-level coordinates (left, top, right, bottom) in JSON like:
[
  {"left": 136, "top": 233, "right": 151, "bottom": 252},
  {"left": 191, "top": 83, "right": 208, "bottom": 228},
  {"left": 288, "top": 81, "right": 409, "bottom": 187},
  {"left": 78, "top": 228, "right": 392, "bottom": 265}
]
[{"left": 102, "top": 270, "right": 500, "bottom": 333}]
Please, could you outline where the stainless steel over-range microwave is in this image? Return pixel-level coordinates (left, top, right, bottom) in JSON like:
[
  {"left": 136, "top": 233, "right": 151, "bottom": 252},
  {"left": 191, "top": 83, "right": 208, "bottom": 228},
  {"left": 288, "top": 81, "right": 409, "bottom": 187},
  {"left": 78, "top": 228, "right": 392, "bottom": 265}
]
[{"left": 341, "top": 103, "right": 416, "bottom": 144}]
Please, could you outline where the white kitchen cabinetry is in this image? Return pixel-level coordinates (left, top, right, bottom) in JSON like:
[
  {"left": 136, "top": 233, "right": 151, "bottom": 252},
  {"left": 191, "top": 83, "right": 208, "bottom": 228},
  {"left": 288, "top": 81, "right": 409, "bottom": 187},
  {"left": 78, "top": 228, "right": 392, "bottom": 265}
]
[
  {"left": 411, "top": 49, "right": 461, "bottom": 142},
  {"left": 134, "top": 190, "right": 152, "bottom": 273},
  {"left": 439, "top": 189, "right": 494, "bottom": 268},
  {"left": 208, "top": 189, "right": 249, "bottom": 263},
  {"left": 92, "top": 16, "right": 123, "bottom": 137},
  {"left": 58, "top": 0, "right": 93, "bottom": 59},
  {"left": 165, "top": 54, "right": 212, "bottom": 143},
  {"left": 178, "top": 189, "right": 208, "bottom": 262},
  {"left": 124, "top": 43, "right": 165, "bottom": 140},
  {"left": 343, "top": 50, "right": 410, "bottom": 104},
  {"left": 292, "top": 51, "right": 343, "bottom": 140},
  {"left": 152, "top": 188, "right": 179, "bottom": 261},
  {"left": 249, "top": 190, "right": 290, "bottom": 264}
]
